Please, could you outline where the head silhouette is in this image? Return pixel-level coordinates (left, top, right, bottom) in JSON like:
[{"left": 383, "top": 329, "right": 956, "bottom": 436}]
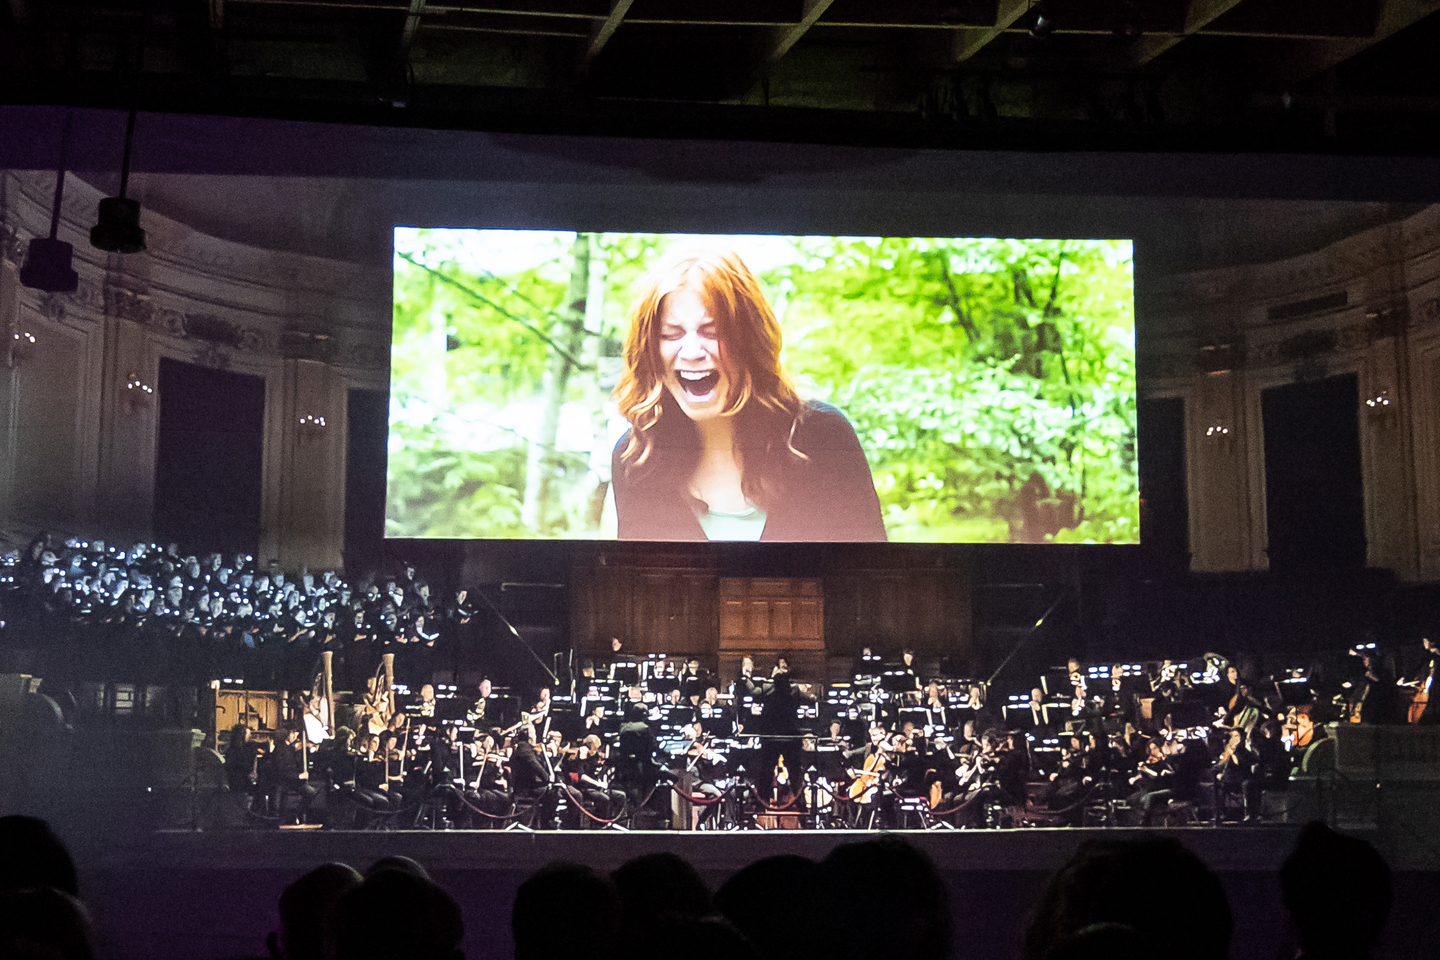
[
  {"left": 513, "top": 862, "right": 619, "bottom": 960},
  {"left": 267, "top": 862, "right": 361, "bottom": 960},
  {"left": 0, "top": 816, "right": 78, "bottom": 897},
  {"left": 330, "top": 868, "right": 462, "bottom": 960},
  {"left": 822, "top": 837, "right": 950, "bottom": 960},
  {"left": 1024, "top": 837, "right": 1230, "bottom": 960},
  {"left": 1280, "top": 822, "right": 1391, "bottom": 958}
]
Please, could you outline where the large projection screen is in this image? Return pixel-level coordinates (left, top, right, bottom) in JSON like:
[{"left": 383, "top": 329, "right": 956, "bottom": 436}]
[{"left": 388, "top": 229, "right": 1137, "bottom": 544}]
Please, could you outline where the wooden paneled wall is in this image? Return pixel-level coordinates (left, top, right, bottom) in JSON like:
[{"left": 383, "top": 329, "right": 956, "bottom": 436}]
[{"left": 570, "top": 553, "right": 972, "bottom": 678}]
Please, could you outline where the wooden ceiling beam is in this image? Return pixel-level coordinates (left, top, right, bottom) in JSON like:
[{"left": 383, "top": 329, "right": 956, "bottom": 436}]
[
  {"left": 952, "top": 0, "right": 1029, "bottom": 62},
  {"left": 1283, "top": 0, "right": 1440, "bottom": 82},
  {"left": 764, "top": 0, "right": 837, "bottom": 63},
  {"left": 580, "top": 0, "right": 634, "bottom": 71},
  {"left": 1130, "top": 0, "right": 1245, "bottom": 65}
]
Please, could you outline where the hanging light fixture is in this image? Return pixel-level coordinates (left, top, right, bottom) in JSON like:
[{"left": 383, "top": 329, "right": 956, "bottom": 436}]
[
  {"left": 90, "top": 106, "right": 147, "bottom": 255},
  {"left": 20, "top": 112, "right": 80, "bottom": 293}
]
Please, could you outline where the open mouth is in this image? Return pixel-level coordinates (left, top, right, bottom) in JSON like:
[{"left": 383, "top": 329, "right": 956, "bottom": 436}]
[{"left": 677, "top": 370, "right": 719, "bottom": 397}]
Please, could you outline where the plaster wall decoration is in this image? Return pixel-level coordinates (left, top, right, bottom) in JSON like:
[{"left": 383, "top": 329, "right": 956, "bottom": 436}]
[
  {"left": 1422, "top": 297, "right": 1440, "bottom": 326},
  {"left": 1145, "top": 206, "right": 1440, "bottom": 332}
]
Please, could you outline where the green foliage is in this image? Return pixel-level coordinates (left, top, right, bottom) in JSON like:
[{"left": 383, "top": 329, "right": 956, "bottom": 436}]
[{"left": 387, "top": 230, "right": 1137, "bottom": 543}]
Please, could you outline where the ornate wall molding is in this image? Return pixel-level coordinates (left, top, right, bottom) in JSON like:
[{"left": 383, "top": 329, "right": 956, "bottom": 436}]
[{"left": 1, "top": 171, "right": 393, "bottom": 372}]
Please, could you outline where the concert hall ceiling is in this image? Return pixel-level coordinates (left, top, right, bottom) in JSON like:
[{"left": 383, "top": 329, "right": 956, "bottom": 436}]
[{"left": 3, "top": 0, "right": 1440, "bottom": 153}]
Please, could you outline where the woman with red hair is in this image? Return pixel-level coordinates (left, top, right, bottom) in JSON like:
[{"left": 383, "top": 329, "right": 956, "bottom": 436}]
[{"left": 611, "top": 247, "right": 885, "bottom": 541}]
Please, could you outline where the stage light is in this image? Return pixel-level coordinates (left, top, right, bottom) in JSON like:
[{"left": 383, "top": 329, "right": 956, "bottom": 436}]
[
  {"left": 22, "top": 116, "right": 80, "bottom": 292},
  {"left": 20, "top": 238, "right": 79, "bottom": 293},
  {"left": 90, "top": 108, "right": 147, "bottom": 254},
  {"left": 91, "top": 198, "right": 146, "bottom": 254}
]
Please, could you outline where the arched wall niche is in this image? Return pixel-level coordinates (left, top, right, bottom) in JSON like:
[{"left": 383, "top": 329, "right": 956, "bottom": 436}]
[
  {"left": 0, "top": 170, "right": 390, "bottom": 571},
  {"left": 1139, "top": 204, "right": 1440, "bottom": 580}
]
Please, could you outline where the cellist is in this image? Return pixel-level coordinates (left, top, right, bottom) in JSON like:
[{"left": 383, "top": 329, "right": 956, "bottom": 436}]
[
  {"left": 1407, "top": 636, "right": 1438, "bottom": 724},
  {"left": 844, "top": 724, "right": 893, "bottom": 808}
]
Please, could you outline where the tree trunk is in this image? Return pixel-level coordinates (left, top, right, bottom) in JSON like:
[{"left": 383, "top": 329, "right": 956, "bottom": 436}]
[{"left": 522, "top": 233, "right": 591, "bottom": 531}]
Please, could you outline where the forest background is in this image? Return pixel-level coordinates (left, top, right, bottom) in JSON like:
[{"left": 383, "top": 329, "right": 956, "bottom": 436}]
[{"left": 388, "top": 230, "right": 1138, "bottom": 544}]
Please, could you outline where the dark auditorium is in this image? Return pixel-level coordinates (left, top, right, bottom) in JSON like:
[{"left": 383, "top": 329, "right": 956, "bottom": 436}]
[{"left": 2, "top": 3, "right": 1440, "bottom": 959}]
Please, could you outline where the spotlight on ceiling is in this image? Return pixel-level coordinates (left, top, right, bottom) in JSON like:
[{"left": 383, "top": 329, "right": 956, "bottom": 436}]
[
  {"left": 21, "top": 118, "right": 79, "bottom": 293},
  {"left": 1030, "top": 1, "right": 1056, "bottom": 37},
  {"left": 20, "top": 238, "right": 79, "bottom": 293},
  {"left": 90, "top": 107, "right": 146, "bottom": 255},
  {"left": 90, "top": 197, "right": 146, "bottom": 255}
]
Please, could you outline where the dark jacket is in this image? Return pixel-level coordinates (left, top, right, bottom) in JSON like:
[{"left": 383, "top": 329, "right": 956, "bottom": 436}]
[{"left": 611, "top": 401, "right": 886, "bottom": 541}]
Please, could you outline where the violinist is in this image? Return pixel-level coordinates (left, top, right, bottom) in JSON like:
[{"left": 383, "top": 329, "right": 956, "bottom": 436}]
[
  {"left": 1212, "top": 729, "right": 1250, "bottom": 820},
  {"left": 570, "top": 733, "right": 625, "bottom": 822},
  {"left": 1048, "top": 733, "right": 1097, "bottom": 825},
  {"left": 465, "top": 730, "right": 511, "bottom": 825},
  {"left": 921, "top": 734, "right": 960, "bottom": 811},
  {"left": 510, "top": 727, "right": 561, "bottom": 826},
  {"left": 1125, "top": 738, "right": 1174, "bottom": 826},
  {"left": 353, "top": 733, "right": 399, "bottom": 820},
  {"left": 886, "top": 733, "right": 924, "bottom": 802},
  {"left": 223, "top": 724, "right": 262, "bottom": 801}
]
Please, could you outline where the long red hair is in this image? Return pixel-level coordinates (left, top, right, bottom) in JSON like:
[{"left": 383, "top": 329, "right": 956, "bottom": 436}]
[
  {"left": 615, "top": 248, "right": 803, "bottom": 464},
  {"left": 614, "top": 247, "right": 806, "bottom": 507}
]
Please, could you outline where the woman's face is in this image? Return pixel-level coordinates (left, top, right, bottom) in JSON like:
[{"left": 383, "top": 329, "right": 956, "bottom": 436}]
[{"left": 659, "top": 283, "right": 729, "bottom": 422}]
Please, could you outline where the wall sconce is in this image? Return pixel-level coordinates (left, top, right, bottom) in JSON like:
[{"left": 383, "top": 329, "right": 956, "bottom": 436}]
[
  {"left": 6, "top": 330, "right": 37, "bottom": 367},
  {"left": 297, "top": 413, "right": 328, "bottom": 443},
  {"left": 1204, "top": 423, "right": 1231, "bottom": 441},
  {"left": 1365, "top": 389, "right": 1395, "bottom": 420},
  {"left": 124, "top": 373, "right": 155, "bottom": 413}
]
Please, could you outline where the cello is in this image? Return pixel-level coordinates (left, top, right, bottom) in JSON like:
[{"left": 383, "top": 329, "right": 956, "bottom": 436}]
[
  {"left": 848, "top": 739, "right": 889, "bottom": 803},
  {"left": 1408, "top": 662, "right": 1434, "bottom": 723}
]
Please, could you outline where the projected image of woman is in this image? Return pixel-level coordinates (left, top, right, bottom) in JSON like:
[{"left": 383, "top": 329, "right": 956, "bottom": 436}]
[{"left": 611, "top": 248, "right": 886, "bottom": 542}]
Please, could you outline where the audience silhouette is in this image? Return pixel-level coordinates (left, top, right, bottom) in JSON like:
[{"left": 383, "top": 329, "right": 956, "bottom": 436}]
[
  {"left": 822, "top": 836, "right": 952, "bottom": 960},
  {"left": 0, "top": 814, "right": 1415, "bottom": 960},
  {"left": 715, "top": 854, "right": 836, "bottom": 960},
  {"left": 0, "top": 886, "right": 97, "bottom": 960},
  {"left": 0, "top": 815, "right": 80, "bottom": 897},
  {"left": 267, "top": 862, "right": 362, "bottom": 960},
  {"left": 512, "top": 862, "right": 620, "bottom": 960},
  {"left": 611, "top": 851, "right": 713, "bottom": 940},
  {"left": 1281, "top": 821, "right": 1393, "bottom": 960},
  {"left": 330, "top": 866, "right": 464, "bottom": 960},
  {"left": 1023, "top": 836, "right": 1231, "bottom": 960}
]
